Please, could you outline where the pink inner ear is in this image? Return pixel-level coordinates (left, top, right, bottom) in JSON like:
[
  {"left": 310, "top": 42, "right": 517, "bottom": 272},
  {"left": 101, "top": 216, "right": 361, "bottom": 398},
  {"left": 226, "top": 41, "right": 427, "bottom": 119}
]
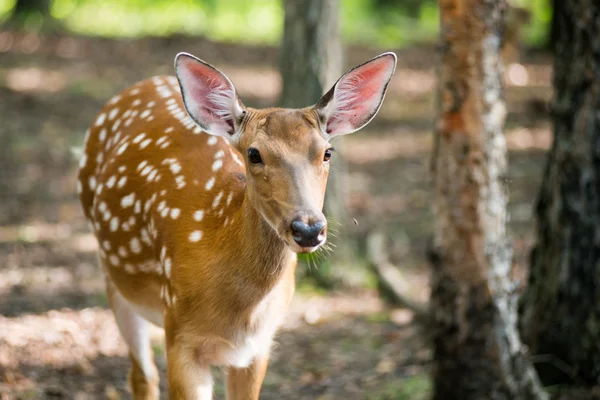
[
  {"left": 325, "top": 56, "right": 394, "bottom": 135},
  {"left": 179, "top": 57, "right": 237, "bottom": 134}
]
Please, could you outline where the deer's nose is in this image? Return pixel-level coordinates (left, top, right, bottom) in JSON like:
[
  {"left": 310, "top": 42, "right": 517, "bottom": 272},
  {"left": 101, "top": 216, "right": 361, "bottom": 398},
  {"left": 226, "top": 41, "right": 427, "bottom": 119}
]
[{"left": 291, "top": 218, "right": 327, "bottom": 248}]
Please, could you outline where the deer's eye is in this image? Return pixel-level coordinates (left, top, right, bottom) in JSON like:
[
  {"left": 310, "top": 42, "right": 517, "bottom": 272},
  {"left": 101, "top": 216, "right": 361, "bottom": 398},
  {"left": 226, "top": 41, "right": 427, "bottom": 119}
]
[
  {"left": 248, "top": 148, "right": 263, "bottom": 164},
  {"left": 323, "top": 148, "right": 334, "bottom": 162}
]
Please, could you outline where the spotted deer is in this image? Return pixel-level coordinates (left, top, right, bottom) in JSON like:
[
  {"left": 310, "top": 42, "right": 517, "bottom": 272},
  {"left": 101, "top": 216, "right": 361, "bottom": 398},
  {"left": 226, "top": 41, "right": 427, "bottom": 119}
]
[{"left": 77, "top": 52, "right": 396, "bottom": 399}]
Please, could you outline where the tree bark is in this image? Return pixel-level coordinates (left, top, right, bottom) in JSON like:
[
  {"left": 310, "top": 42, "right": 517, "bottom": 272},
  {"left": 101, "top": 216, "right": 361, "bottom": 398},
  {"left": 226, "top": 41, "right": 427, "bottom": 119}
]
[
  {"left": 280, "top": 0, "right": 354, "bottom": 285},
  {"left": 520, "top": 0, "right": 600, "bottom": 389},
  {"left": 430, "top": 0, "right": 546, "bottom": 398},
  {"left": 279, "top": 0, "right": 341, "bottom": 109}
]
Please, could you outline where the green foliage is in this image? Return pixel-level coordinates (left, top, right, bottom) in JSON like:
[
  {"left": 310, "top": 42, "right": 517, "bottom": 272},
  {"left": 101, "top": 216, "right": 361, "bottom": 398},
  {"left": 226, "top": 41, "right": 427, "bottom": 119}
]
[
  {"left": 51, "top": 0, "right": 283, "bottom": 44},
  {"left": 0, "top": 0, "right": 15, "bottom": 23},
  {"left": 0, "top": 0, "right": 552, "bottom": 48},
  {"left": 512, "top": 0, "right": 552, "bottom": 46},
  {"left": 342, "top": 0, "right": 439, "bottom": 47}
]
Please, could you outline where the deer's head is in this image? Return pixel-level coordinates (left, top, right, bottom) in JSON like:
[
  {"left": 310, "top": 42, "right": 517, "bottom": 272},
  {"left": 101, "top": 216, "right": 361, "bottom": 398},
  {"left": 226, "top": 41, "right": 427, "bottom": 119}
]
[{"left": 175, "top": 52, "right": 396, "bottom": 253}]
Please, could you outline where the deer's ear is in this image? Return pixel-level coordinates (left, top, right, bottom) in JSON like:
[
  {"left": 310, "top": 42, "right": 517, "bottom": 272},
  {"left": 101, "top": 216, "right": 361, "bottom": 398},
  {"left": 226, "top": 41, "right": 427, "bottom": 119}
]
[
  {"left": 175, "top": 52, "right": 245, "bottom": 139},
  {"left": 314, "top": 52, "right": 396, "bottom": 139}
]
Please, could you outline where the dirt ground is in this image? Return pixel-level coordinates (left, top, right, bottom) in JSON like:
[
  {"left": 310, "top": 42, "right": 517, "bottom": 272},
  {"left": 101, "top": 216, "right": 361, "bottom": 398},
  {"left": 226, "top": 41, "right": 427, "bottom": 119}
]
[{"left": 0, "top": 31, "right": 552, "bottom": 399}]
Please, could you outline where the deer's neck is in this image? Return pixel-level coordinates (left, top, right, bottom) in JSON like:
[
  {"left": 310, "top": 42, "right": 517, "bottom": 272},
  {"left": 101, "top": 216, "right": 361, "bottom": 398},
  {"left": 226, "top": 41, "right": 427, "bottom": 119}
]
[{"left": 228, "top": 195, "right": 295, "bottom": 289}]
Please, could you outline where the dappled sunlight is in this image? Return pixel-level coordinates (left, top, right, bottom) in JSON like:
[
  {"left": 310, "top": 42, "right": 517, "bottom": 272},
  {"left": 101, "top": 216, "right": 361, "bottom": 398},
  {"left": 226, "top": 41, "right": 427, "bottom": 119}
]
[
  {"left": 345, "top": 129, "right": 432, "bottom": 163},
  {"left": 505, "top": 62, "right": 552, "bottom": 87},
  {"left": 0, "top": 308, "right": 127, "bottom": 369},
  {"left": 0, "top": 221, "right": 74, "bottom": 243},
  {"left": 285, "top": 291, "right": 383, "bottom": 329},
  {"left": 506, "top": 63, "right": 529, "bottom": 86},
  {"left": 0, "top": 266, "right": 74, "bottom": 292},
  {"left": 390, "top": 67, "right": 436, "bottom": 96},
  {"left": 506, "top": 126, "right": 552, "bottom": 150},
  {"left": 5, "top": 66, "right": 67, "bottom": 92}
]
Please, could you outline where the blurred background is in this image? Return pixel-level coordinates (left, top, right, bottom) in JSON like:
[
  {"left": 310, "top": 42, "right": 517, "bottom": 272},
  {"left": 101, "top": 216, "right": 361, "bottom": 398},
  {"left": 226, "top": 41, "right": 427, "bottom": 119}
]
[{"left": 0, "top": 0, "right": 551, "bottom": 399}]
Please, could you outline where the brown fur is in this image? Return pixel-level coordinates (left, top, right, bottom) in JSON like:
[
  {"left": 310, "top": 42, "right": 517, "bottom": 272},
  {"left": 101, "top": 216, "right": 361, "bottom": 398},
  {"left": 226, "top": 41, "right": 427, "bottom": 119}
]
[{"left": 78, "top": 77, "right": 329, "bottom": 399}]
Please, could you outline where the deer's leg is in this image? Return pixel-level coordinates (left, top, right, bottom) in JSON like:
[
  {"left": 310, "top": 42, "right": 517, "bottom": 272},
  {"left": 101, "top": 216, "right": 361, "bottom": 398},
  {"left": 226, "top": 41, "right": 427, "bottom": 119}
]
[
  {"left": 164, "top": 315, "right": 214, "bottom": 399},
  {"left": 106, "top": 278, "right": 159, "bottom": 400},
  {"left": 225, "top": 355, "right": 269, "bottom": 400}
]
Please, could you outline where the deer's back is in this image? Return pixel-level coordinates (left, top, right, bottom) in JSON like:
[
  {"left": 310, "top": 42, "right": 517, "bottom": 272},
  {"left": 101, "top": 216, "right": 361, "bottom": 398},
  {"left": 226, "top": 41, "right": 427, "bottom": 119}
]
[{"left": 77, "top": 76, "right": 247, "bottom": 312}]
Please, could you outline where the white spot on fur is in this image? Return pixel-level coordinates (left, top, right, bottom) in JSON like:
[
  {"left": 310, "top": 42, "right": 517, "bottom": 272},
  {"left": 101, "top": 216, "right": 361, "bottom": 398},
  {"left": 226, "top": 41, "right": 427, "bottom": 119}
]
[
  {"left": 130, "top": 237, "right": 142, "bottom": 254},
  {"left": 79, "top": 153, "right": 87, "bottom": 168},
  {"left": 121, "top": 193, "right": 135, "bottom": 208},
  {"left": 117, "top": 176, "right": 127, "bottom": 188},
  {"left": 133, "top": 133, "right": 146, "bottom": 144},
  {"left": 108, "top": 108, "right": 120, "bottom": 120},
  {"left": 141, "top": 165, "right": 152, "bottom": 176},
  {"left": 212, "top": 159, "right": 223, "bottom": 171},
  {"left": 164, "top": 257, "right": 172, "bottom": 278},
  {"left": 230, "top": 149, "right": 244, "bottom": 166},
  {"left": 170, "top": 208, "right": 180, "bottom": 219},
  {"left": 109, "top": 254, "right": 119, "bottom": 266},
  {"left": 189, "top": 230, "right": 203, "bottom": 242},
  {"left": 212, "top": 191, "right": 224, "bottom": 209},
  {"left": 140, "top": 139, "right": 152, "bottom": 149},
  {"left": 170, "top": 163, "right": 181, "bottom": 174},
  {"left": 205, "top": 177, "right": 215, "bottom": 191},
  {"left": 116, "top": 142, "right": 129, "bottom": 155},
  {"left": 95, "top": 113, "right": 106, "bottom": 126},
  {"left": 118, "top": 246, "right": 128, "bottom": 258},
  {"left": 110, "top": 217, "right": 120, "bottom": 232},
  {"left": 147, "top": 169, "right": 158, "bottom": 182},
  {"left": 106, "top": 175, "right": 116, "bottom": 188},
  {"left": 108, "top": 95, "right": 121, "bottom": 105},
  {"left": 193, "top": 210, "right": 204, "bottom": 221}
]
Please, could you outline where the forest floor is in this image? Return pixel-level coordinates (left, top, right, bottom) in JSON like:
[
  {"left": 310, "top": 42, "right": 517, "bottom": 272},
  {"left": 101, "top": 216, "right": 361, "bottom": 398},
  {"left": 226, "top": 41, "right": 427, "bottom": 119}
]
[{"left": 0, "top": 31, "right": 553, "bottom": 399}]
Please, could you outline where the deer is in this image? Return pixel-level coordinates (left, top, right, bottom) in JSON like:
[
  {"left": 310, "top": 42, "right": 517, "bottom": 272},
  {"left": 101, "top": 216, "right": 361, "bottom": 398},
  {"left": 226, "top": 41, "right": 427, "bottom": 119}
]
[{"left": 77, "top": 51, "right": 396, "bottom": 399}]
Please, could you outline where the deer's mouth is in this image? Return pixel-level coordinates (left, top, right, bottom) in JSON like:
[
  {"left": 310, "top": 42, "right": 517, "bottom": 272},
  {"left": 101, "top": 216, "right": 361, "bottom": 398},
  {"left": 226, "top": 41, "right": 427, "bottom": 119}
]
[{"left": 286, "top": 240, "right": 325, "bottom": 254}]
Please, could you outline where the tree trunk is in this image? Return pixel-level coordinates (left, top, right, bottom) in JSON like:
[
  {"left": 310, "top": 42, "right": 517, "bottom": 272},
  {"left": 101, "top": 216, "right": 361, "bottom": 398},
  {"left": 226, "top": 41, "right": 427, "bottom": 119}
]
[
  {"left": 279, "top": 0, "right": 341, "bottom": 109},
  {"left": 280, "top": 0, "right": 354, "bottom": 286},
  {"left": 520, "top": 0, "right": 600, "bottom": 390},
  {"left": 430, "top": 0, "right": 546, "bottom": 398}
]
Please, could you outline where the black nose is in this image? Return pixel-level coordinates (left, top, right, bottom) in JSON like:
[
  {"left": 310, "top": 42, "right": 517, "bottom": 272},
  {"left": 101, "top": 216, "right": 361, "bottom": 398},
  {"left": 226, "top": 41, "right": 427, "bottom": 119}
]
[{"left": 291, "top": 219, "right": 327, "bottom": 247}]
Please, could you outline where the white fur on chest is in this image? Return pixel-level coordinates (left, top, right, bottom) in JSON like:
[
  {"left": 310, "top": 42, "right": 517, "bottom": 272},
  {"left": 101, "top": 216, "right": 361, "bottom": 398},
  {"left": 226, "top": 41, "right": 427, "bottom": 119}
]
[{"left": 220, "top": 285, "right": 286, "bottom": 368}]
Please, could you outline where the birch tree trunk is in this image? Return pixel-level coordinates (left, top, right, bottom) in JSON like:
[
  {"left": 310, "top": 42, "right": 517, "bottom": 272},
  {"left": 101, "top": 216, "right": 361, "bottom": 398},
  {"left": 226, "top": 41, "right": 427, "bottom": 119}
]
[
  {"left": 279, "top": 0, "right": 353, "bottom": 285},
  {"left": 429, "top": 0, "right": 546, "bottom": 398},
  {"left": 520, "top": 0, "right": 600, "bottom": 389}
]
